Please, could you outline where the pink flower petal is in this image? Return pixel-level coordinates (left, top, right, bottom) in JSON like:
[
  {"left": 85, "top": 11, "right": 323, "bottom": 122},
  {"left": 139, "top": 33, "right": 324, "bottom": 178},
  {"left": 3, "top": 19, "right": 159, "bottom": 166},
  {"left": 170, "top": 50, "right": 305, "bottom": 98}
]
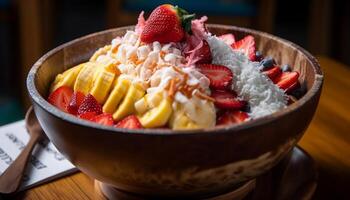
[{"left": 135, "top": 11, "right": 146, "bottom": 34}]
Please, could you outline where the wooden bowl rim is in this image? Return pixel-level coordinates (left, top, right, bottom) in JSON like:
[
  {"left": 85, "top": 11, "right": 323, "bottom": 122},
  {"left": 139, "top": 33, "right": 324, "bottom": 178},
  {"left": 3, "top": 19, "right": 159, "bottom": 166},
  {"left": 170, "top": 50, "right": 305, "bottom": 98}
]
[{"left": 27, "top": 24, "right": 323, "bottom": 136}]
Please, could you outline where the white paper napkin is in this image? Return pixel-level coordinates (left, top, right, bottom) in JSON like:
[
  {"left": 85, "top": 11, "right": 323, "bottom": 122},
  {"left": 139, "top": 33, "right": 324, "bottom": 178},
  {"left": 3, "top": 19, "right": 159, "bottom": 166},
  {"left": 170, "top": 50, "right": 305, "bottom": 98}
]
[{"left": 0, "top": 120, "right": 78, "bottom": 191}]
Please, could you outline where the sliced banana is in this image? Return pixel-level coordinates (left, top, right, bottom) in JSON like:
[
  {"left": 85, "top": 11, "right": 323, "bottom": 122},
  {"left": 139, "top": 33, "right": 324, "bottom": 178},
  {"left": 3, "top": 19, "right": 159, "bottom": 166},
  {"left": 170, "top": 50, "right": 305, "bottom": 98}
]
[
  {"left": 138, "top": 97, "right": 172, "bottom": 128},
  {"left": 90, "top": 45, "right": 111, "bottom": 62},
  {"left": 90, "top": 65, "right": 117, "bottom": 104},
  {"left": 168, "top": 108, "right": 200, "bottom": 130},
  {"left": 50, "top": 63, "right": 84, "bottom": 92},
  {"left": 183, "top": 98, "right": 216, "bottom": 128},
  {"left": 113, "top": 83, "right": 145, "bottom": 121},
  {"left": 169, "top": 100, "right": 216, "bottom": 130},
  {"left": 74, "top": 62, "right": 98, "bottom": 95},
  {"left": 134, "top": 92, "right": 163, "bottom": 115},
  {"left": 103, "top": 78, "right": 131, "bottom": 114}
]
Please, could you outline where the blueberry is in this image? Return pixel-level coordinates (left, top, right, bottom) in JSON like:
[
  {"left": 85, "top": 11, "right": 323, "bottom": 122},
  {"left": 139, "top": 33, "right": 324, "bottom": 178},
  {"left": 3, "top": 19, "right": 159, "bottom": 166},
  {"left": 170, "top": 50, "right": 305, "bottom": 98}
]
[
  {"left": 290, "top": 82, "right": 307, "bottom": 99},
  {"left": 255, "top": 51, "right": 263, "bottom": 61},
  {"left": 281, "top": 64, "right": 292, "bottom": 72},
  {"left": 242, "top": 103, "right": 251, "bottom": 113},
  {"left": 259, "top": 57, "right": 274, "bottom": 71}
]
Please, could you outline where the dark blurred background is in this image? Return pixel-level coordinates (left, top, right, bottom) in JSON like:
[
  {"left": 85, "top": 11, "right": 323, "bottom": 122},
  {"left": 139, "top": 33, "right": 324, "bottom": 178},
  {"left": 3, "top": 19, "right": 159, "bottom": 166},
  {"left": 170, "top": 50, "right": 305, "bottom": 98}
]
[{"left": 0, "top": 0, "right": 349, "bottom": 123}]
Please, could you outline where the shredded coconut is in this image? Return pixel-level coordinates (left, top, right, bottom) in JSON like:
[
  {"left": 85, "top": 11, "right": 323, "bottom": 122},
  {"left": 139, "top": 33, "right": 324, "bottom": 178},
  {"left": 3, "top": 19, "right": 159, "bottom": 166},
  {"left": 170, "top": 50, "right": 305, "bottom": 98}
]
[{"left": 207, "top": 35, "right": 287, "bottom": 118}]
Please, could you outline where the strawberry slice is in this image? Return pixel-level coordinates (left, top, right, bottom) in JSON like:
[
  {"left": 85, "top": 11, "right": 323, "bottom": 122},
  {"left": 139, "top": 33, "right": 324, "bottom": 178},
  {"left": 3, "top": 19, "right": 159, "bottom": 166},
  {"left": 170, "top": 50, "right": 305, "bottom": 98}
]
[
  {"left": 263, "top": 66, "right": 282, "bottom": 81},
  {"left": 197, "top": 64, "right": 233, "bottom": 89},
  {"left": 285, "top": 81, "right": 300, "bottom": 94},
  {"left": 275, "top": 71, "right": 299, "bottom": 91},
  {"left": 211, "top": 90, "right": 246, "bottom": 110},
  {"left": 48, "top": 86, "right": 73, "bottom": 113},
  {"left": 78, "top": 94, "right": 102, "bottom": 115},
  {"left": 217, "top": 111, "right": 249, "bottom": 125},
  {"left": 91, "top": 113, "right": 114, "bottom": 126},
  {"left": 218, "top": 33, "right": 236, "bottom": 46},
  {"left": 231, "top": 35, "right": 256, "bottom": 61},
  {"left": 67, "top": 91, "right": 85, "bottom": 115},
  {"left": 78, "top": 112, "right": 97, "bottom": 121},
  {"left": 115, "top": 115, "right": 143, "bottom": 129}
]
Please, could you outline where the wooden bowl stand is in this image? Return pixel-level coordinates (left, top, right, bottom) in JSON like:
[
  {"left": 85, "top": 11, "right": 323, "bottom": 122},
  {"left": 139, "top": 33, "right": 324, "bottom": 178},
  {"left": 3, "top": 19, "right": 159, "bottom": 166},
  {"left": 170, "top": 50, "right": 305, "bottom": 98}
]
[{"left": 95, "top": 146, "right": 317, "bottom": 200}]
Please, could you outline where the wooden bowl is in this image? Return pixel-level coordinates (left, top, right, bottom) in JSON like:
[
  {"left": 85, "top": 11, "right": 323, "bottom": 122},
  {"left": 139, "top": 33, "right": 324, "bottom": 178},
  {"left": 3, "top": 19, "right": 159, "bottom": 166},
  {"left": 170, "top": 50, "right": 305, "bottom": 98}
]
[{"left": 26, "top": 25, "right": 323, "bottom": 198}]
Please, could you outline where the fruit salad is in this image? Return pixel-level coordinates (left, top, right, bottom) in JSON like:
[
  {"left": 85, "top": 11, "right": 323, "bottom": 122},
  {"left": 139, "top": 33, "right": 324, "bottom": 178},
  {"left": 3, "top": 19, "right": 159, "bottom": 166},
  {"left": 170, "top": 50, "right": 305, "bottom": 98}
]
[{"left": 48, "top": 4, "right": 305, "bottom": 130}]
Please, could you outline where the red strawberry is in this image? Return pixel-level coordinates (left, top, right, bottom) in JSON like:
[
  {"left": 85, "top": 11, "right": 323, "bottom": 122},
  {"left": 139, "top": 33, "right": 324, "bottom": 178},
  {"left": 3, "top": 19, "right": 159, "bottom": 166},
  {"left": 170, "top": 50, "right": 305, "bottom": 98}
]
[
  {"left": 194, "top": 39, "right": 212, "bottom": 64},
  {"left": 275, "top": 71, "right": 299, "bottom": 91},
  {"left": 197, "top": 64, "right": 233, "bottom": 89},
  {"left": 77, "top": 94, "right": 102, "bottom": 115},
  {"left": 141, "top": 4, "right": 194, "bottom": 43},
  {"left": 231, "top": 35, "right": 256, "bottom": 61},
  {"left": 217, "top": 111, "right": 249, "bottom": 125},
  {"left": 48, "top": 86, "right": 73, "bottom": 113},
  {"left": 115, "top": 115, "right": 143, "bottom": 129},
  {"left": 263, "top": 66, "right": 282, "bottom": 81},
  {"left": 91, "top": 113, "right": 114, "bottom": 126},
  {"left": 211, "top": 90, "right": 246, "bottom": 110},
  {"left": 218, "top": 33, "right": 235, "bottom": 45},
  {"left": 67, "top": 91, "right": 85, "bottom": 115},
  {"left": 285, "top": 81, "right": 300, "bottom": 94},
  {"left": 78, "top": 112, "right": 97, "bottom": 121}
]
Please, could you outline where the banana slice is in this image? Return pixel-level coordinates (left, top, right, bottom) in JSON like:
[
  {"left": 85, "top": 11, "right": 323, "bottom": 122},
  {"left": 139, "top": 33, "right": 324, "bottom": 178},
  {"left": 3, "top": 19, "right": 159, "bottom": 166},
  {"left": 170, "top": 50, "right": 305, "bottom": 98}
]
[
  {"left": 138, "top": 97, "right": 172, "bottom": 128},
  {"left": 113, "top": 83, "right": 145, "bottom": 121},
  {"left": 90, "top": 45, "right": 111, "bottom": 62},
  {"left": 50, "top": 64, "right": 84, "bottom": 92},
  {"left": 169, "top": 100, "right": 216, "bottom": 130},
  {"left": 90, "top": 65, "right": 117, "bottom": 104},
  {"left": 168, "top": 108, "right": 200, "bottom": 130},
  {"left": 134, "top": 92, "right": 163, "bottom": 115},
  {"left": 50, "top": 74, "right": 64, "bottom": 92},
  {"left": 183, "top": 99, "right": 216, "bottom": 128},
  {"left": 74, "top": 62, "right": 98, "bottom": 95},
  {"left": 103, "top": 78, "right": 131, "bottom": 113}
]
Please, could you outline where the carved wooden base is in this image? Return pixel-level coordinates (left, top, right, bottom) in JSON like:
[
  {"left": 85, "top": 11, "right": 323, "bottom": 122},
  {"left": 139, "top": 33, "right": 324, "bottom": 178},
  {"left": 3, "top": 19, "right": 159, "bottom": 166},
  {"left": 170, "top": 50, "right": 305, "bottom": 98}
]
[
  {"left": 96, "top": 179, "right": 256, "bottom": 200},
  {"left": 95, "top": 146, "right": 317, "bottom": 200}
]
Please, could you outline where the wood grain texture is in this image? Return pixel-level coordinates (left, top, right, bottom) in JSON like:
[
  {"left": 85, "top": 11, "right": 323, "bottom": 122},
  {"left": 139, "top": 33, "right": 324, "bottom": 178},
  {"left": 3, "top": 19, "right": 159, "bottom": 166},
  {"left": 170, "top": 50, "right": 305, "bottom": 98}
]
[
  {"left": 256, "top": 0, "right": 276, "bottom": 33},
  {"left": 18, "top": 0, "right": 43, "bottom": 109},
  {"left": 17, "top": 0, "right": 54, "bottom": 109},
  {"left": 4, "top": 56, "right": 349, "bottom": 199},
  {"left": 298, "top": 56, "right": 350, "bottom": 200},
  {"left": 308, "top": 0, "right": 333, "bottom": 56}
]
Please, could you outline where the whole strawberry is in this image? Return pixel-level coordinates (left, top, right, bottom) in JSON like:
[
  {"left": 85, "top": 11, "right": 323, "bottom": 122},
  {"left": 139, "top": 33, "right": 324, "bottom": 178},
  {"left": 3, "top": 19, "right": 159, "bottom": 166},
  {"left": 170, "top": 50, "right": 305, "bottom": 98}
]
[{"left": 141, "top": 4, "right": 194, "bottom": 43}]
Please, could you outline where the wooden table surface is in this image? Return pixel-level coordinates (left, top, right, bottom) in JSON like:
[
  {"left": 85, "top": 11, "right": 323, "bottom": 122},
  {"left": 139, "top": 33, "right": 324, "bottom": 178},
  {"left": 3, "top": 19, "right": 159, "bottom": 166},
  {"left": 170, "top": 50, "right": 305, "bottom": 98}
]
[{"left": 3, "top": 56, "right": 350, "bottom": 200}]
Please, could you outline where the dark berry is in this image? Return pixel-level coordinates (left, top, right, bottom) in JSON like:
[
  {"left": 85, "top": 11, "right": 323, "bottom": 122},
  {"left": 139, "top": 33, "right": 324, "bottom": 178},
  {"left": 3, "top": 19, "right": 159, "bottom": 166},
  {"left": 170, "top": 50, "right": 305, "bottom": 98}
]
[
  {"left": 287, "top": 95, "right": 297, "bottom": 105},
  {"left": 242, "top": 103, "right": 251, "bottom": 113},
  {"left": 281, "top": 64, "right": 292, "bottom": 72},
  {"left": 259, "top": 57, "right": 275, "bottom": 71},
  {"left": 290, "top": 82, "right": 307, "bottom": 99},
  {"left": 255, "top": 51, "right": 263, "bottom": 61}
]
